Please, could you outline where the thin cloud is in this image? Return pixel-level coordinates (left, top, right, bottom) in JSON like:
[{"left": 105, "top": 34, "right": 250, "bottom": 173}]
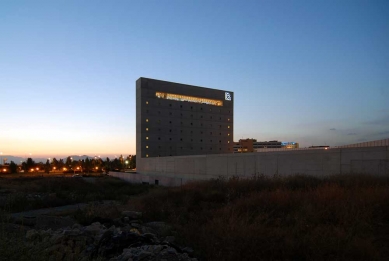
[
  {"left": 364, "top": 115, "right": 389, "bottom": 126},
  {"left": 329, "top": 128, "right": 336, "bottom": 131}
]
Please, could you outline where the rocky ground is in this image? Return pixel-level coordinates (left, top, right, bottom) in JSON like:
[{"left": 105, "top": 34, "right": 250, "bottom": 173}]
[{"left": 5, "top": 208, "right": 198, "bottom": 261}]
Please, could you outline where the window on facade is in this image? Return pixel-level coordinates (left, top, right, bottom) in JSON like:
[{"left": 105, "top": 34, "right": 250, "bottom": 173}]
[
  {"left": 169, "top": 129, "right": 172, "bottom": 132},
  {"left": 228, "top": 118, "right": 230, "bottom": 121},
  {"left": 169, "top": 104, "right": 172, "bottom": 107},
  {"left": 200, "top": 139, "right": 203, "bottom": 142},
  {"left": 158, "top": 137, "right": 161, "bottom": 140},
  {"left": 146, "top": 119, "right": 149, "bottom": 122},
  {"left": 146, "top": 137, "right": 149, "bottom": 140},
  {"left": 228, "top": 133, "right": 230, "bottom": 136},
  {"left": 146, "top": 145, "right": 149, "bottom": 148},
  {"left": 146, "top": 101, "right": 148, "bottom": 104},
  {"left": 180, "top": 105, "right": 183, "bottom": 108},
  {"left": 228, "top": 126, "right": 230, "bottom": 129},
  {"left": 191, "top": 123, "right": 193, "bottom": 125},
  {"left": 146, "top": 154, "right": 149, "bottom": 157},
  {"left": 169, "top": 121, "right": 172, "bottom": 124},
  {"left": 169, "top": 138, "right": 172, "bottom": 141},
  {"left": 146, "top": 128, "right": 148, "bottom": 131}
]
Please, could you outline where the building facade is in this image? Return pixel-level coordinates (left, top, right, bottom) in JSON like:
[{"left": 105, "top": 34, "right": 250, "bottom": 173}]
[
  {"left": 136, "top": 78, "right": 234, "bottom": 159},
  {"left": 233, "top": 139, "right": 299, "bottom": 153}
]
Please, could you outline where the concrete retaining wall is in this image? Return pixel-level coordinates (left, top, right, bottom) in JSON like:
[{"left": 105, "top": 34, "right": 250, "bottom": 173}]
[{"left": 112, "top": 146, "right": 389, "bottom": 186}]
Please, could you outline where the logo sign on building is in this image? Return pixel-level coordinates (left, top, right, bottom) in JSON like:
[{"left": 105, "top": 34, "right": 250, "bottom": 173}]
[{"left": 225, "top": 92, "right": 232, "bottom": 101}]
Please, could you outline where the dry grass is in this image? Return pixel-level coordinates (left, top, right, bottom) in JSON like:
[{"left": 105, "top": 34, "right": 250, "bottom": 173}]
[
  {"left": 131, "top": 174, "right": 389, "bottom": 261},
  {"left": 0, "top": 176, "right": 149, "bottom": 213}
]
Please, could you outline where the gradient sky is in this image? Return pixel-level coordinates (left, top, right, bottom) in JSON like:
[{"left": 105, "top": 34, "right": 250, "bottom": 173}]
[{"left": 1, "top": 0, "right": 388, "bottom": 158}]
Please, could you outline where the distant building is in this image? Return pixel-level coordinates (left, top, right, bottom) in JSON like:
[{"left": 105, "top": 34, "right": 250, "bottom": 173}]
[
  {"left": 308, "top": 145, "right": 330, "bottom": 149},
  {"left": 136, "top": 77, "right": 234, "bottom": 158},
  {"left": 233, "top": 139, "right": 299, "bottom": 153}
]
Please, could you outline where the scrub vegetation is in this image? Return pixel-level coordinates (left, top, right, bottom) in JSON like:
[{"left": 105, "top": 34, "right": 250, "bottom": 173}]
[
  {"left": 131, "top": 174, "right": 389, "bottom": 261},
  {"left": 1, "top": 174, "right": 389, "bottom": 260},
  {"left": 0, "top": 176, "right": 149, "bottom": 213}
]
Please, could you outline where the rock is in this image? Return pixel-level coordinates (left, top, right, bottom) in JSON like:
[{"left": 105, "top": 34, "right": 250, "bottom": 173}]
[
  {"left": 85, "top": 222, "right": 104, "bottom": 235},
  {"left": 182, "top": 247, "right": 194, "bottom": 254},
  {"left": 26, "top": 229, "right": 39, "bottom": 241},
  {"left": 164, "top": 236, "right": 175, "bottom": 243},
  {"left": 123, "top": 216, "right": 130, "bottom": 223},
  {"left": 122, "top": 211, "right": 142, "bottom": 219},
  {"left": 144, "top": 222, "right": 172, "bottom": 236},
  {"left": 142, "top": 233, "right": 159, "bottom": 244}
]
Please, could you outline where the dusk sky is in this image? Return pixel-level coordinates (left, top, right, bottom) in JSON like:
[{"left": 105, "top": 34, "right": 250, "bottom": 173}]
[{"left": 1, "top": 0, "right": 388, "bottom": 158}]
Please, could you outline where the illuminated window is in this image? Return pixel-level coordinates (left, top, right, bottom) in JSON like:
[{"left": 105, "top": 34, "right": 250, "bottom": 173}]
[
  {"left": 228, "top": 141, "right": 230, "bottom": 143},
  {"left": 146, "top": 154, "right": 149, "bottom": 157},
  {"left": 155, "top": 92, "right": 223, "bottom": 106},
  {"left": 146, "top": 137, "right": 149, "bottom": 140},
  {"left": 228, "top": 126, "right": 230, "bottom": 129},
  {"left": 228, "top": 118, "right": 230, "bottom": 121},
  {"left": 146, "top": 101, "right": 148, "bottom": 104},
  {"left": 228, "top": 133, "right": 230, "bottom": 136},
  {"left": 146, "top": 128, "right": 148, "bottom": 131},
  {"left": 146, "top": 145, "right": 149, "bottom": 148},
  {"left": 146, "top": 119, "right": 149, "bottom": 122}
]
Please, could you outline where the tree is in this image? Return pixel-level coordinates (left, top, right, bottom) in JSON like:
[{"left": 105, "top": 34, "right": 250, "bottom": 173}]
[
  {"left": 44, "top": 159, "right": 50, "bottom": 174},
  {"left": 130, "top": 155, "right": 136, "bottom": 169},
  {"left": 9, "top": 161, "right": 17, "bottom": 174},
  {"left": 84, "top": 158, "right": 91, "bottom": 173},
  {"left": 52, "top": 158, "right": 59, "bottom": 170},
  {"left": 58, "top": 159, "right": 64, "bottom": 170},
  {"left": 25, "top": 158, "right": 36, "bottom": 172},
  {"left": 65, "top": 157, "right": 72, "bottom": 168}
]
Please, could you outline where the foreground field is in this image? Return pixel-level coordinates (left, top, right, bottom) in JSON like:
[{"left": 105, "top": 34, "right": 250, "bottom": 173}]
[
  {"left": 1, "top": 174, "right": 389, "bottom": 260},
  {"left": 132, "top": 174, "right": 389, "bottom": 260}
]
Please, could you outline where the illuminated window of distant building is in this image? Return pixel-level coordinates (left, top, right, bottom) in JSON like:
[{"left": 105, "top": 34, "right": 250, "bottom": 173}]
[
  {"left": 146, "top": 128, "right": 148, "bottom": 131},
  {"left": 228, "top": 141, "right": 230, "bottom": 143},
  {"left": 228, "top": 126, "right": 230, "bottom": 129},
  {"left": 146, "top": 119, "right": 149, "bottom": 122},
  {"left": 228, "top": 118, "right": 230, "bottom": 121},
  {"left": 146, "top": 154, "right": 149, "bottom": 157},
  {"left": 228, "top": 133, "right": 230, "bottom": 136},
  {"left": 146, "top": 137, "right": 149, "bottom": 140},
  {"left": 146, "top": 101, "right": 148, "bottom": 104},
  {"left": 146, "top": 145, "right": 149, "bottom": 148}
]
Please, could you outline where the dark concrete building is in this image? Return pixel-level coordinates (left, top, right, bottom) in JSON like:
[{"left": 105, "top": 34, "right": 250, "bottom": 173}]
[{"left": 136, "top": 77, "right": 234, "bottom": 158}]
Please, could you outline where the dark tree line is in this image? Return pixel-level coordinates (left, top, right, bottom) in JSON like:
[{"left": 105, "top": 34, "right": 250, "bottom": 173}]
[{"left": 14, "top": 155, "right": 136, "bottom": 174}]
